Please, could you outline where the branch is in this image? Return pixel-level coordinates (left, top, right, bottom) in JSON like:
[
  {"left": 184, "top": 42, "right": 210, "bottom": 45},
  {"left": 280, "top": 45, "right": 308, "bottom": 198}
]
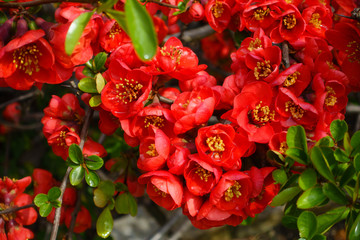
[
  {"left": 0, "top": 203, "right": 35, "bottom": 215},
  {"left": 0, "top": 119, "right": 42, "bottom": 130},
  {"left": 0, "top": 0, "right": 95, "bottom": 8},
  {"left": 158, "top": 95, "right": 174, "bottom": 105},
  {"left": 50, "top": 107, "right": 94, "bottom": 240},
  {"left": 146, "top": 0, "right": 178, "bottom": 8},
  {"left": 0, "top": 90, "right": 39, "bottom": 110},
  {"left": 282, "top": 41, "right": 290, "bottom": 69},
  {"left": 165, "top": 25, "right": 215, "bottom": 43}
]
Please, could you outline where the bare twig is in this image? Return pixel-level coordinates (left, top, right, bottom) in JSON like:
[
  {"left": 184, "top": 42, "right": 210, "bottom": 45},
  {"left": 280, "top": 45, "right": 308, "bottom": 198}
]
[
  {"left": 158, "top": 95, "right": 174, "bottom": 105},
  {"left": 0, "top": 91, "right": 39, "bottom": 110},
  {"left": 282, "top": 41, "right": 290, "bottom": 69},
  {"left": 0, "top": 0, "right": 95, "bottom": 8},
  {"left": 146, "top": 0, "right": 178, "bottom": 8},
  {"left": 0, "top": 119, "right": 42, "bottom": 130},
  {"left": 165, "top": 25, "right": 215, "bottom": 43},
  {"left": 0, "top": 203, "right": 35, "bottom": 215},
  {"left": 50, "top": 107, "right": 94, "bottom": 240}
]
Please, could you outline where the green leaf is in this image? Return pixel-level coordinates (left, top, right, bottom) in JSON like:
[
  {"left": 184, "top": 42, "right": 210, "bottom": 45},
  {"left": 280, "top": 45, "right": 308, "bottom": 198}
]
[
  {"left": 78, "top": 77, "right": 98, "bottom": 93},
  {"left": 330, "top": 120, "right": 348, "bottom": 142},
  {"left": 298, "top": 211, "right": 317, "bottom": 239},
  {"left": 310, "top": 146, "right": 335, "bottom": 183},
  {"left": 34, "top": 194, "right": 48, "bottom": 207},
  {"left": 282, "top": 215, "right": 298, "bottom": 229},
  {"left": 68, "top": 144, "right": 83, "bottom": 165},
  {"left": 115, "top": 182, "right": 128, "bottom": 192},
  {"left": 317, "top": 206, "right": 349, "bottom": 234},
  {"left": 89, "top": 95, "right": 102, "bottom": 107},
  {"left": 349, "top": 211, "right": 360, "bottom": 240},
  {"left": 83, "top": 66, "right": 95, "bottom": 78},
  {"left": 106, "top": 9, "right": 128, "bottom": 33},
  {"left": 39, "top": 203, "right": 52, "bottom": 217},
  {"left": 99, "top": 181, "right": 116, "bottom": 198},
  {"left": 93, "top": 188, "right": 109, "bottom": 208},
  {"left": 69, "top": 166, "right": 85, "bottom": 186},
  {"left": 344, "top": 132, "right": 353, "bottom": 155},
  {"left": 270, "top": 186, "right": 301, "bottom": 207},
  {"left": 334, "top": 148, "right": 350, "bottom": 163},
  {"left": 354, "top": 154, "right": 360, "bottom": 173},
  {"left": 85, "top": 170, "right": 100, "bottom": 187},
  {"left": 65, "top": 11, "right": 94, "bottom": 56},
  {"left": 51, "top": 200, "right": 61, "bottom": 209},
  {"left": 96, "top": 73, "right": 106, "bottom": 93},
  {"left": 94, "top": 52, "right": 107, "bottom": 72},
  {"left": 340, "top": 164, "right": 356, "bottom": 187},
  {"left": 267, "top": 150, "right": 285, "bottom": 164},
  {"left": 97, "top": 0, "right": 118, "bottom": 13},
  {"left": 322, "top": 182, "right": 349, "bottom": 205},
  {"left": 86, "top": 155, "right": 104, "bottom": 170},
  {"left": 286, "top": 148, "right": 308, "bottom": 165},
  {"left": 287, "top": 125, "right": 308, "bottom": 152},
  {"left": 351, "top": 131, "right": 360, "bottom": 149},
  {"left": 124, "top": 0, "right": 158, "bottom": 61},
  {"left": 272, "top": 169, "right": 287, "bottom": 185},
  {"left": 297, "top": 186, "right": 327, "bottom": 209},
  {"left": 47, "top": 187, "right": 61, "bottom": 202},
  {"left": 299, "top": 169, "right": 317, "bottom": 191},
  {"left": 312, "top": 235, "right": 326, "bottom": 240},
  {"left": 115, "top": 193, "right": 137, "bottom": 216},
  {"left": 96, "top": 207, "right": 113, "bottom": 238},
  {"left": 315, "top": 136, "right": 334, "bottom": 147}
]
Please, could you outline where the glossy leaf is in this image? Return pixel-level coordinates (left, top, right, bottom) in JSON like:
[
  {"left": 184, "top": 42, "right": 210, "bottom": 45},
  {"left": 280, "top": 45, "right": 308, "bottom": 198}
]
[
  {"left": 349, "top": 211, "right": 360, "bottom": 240},
  {"left": 287, "top": 125, "right": 308, "bottom": 152},
  {"left": 315, "top": 136, "right": 334, "bottom": 147},
  {"left": 93, "top": 188, "right": 108, "bottom": 208},
  {"left": 330, "top": 119, "right": 348, "bottom": 142},
  {"left": 83, "top": 66, "right": 95, "bottom": 78},
  {"left": 322, "top": 182, "right": 349, "bottom": 205},
  {"left": 89, "top": 95, "right": 102, "bottom": 107},
  {"left": 299, "top": 169, "right": 317, "bottom": 191},
  {"left": 115, "top": 192, "right": 137, "bottom": 216},
  {"left": 86, "top": 155, "right": 104, "bottom": 170},
  {"left": 272, "top": 169, "right": 287, "bottom": 185},
  {"left": 34, "top": 194, "right": 48, "bottom": 207},
  {"left": 39, "top": 203, "right": 52, "bottom": 217},
  {"left": 334, "top": 148, "right": 350, "bottom": 163},
  {"left": 125, "top": 0, "right": 158, "bottom": 61},
  {"left": 68, "top": 144, "right": 83, "bottom": 165},
  {"left": 97, "top": 0, "right": 118, "bottom": 12},
  {"left": 106, "top": 9, "right": 128, "bottom": 33},
  {"left": 317, "top": 206, "right": 349, "bottom": 234},
  {"left": 85, "top": 170, "right": 100, "bottom": 187},
  {"left": 78, "top": 77, "right": 98, "bottom": 93},
  {"left": 286, "top": 147, "right": 308, "bottom": 165},
  {"left": 297, "top": 186, "right": 327, "bottom": 209},
  {"left": 340, "top": 164, "right": 356, "bottom": 187},
  {"left": 94, "top": 52, "right": 107, "bottom": 72},
  {"left": 298, "top": 211, "right": 317, "bottom": 239},
  {"left": 65, "top": 11, "right": 94, "bottom": 55},
  {"left": 351, "top": 131, "right": 360, "bottom": 149},
  {"left": 344, "top": 132, "right": 353, "bottom": 155},
  {"left": 69, "top": 166, "right": 85, "bottom": 186},
  {"left": 310, "top": 146, "right": 335, "bottom": 183},
  {"left": 99, "top": 181, "right": 116, "bottom": 198},
  {"left": 270, "top": 186, "right": 301, "bottom": 207},
  {"left": 96, "top": 207, "right": 113, "bottom": 238},
  {"left": 47, "top": 187, "right": 61, "bottom": 202},
  {"left": 96, "top": 73, "right": 106, "bottom": 93}
]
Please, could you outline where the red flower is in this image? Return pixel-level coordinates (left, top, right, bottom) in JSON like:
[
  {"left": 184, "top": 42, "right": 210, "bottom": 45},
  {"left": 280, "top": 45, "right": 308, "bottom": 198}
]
[
  {"left": 205, "top": 0, "right": 231, "bottom": 32},
  {"left": 0, "top": 30, "right": 57, "bottom": 90},
  {"left": 65, "top": 206, "right": 92, "bottom": 233},
  {"left": 32, "top": 169, "right": 54, "bottom": 196},
  {"left": 302, "top": 5, "right": 332, "bottom": 38},
  {"left": 138, "top": 171, "right": 183, "bottom": 210},
  {"left": 47, "top": 127, "right": 80, "bottom": 160},
  {"left": 101, "top": 60, "right": 152, "bottom": 120},
  {"left": 99, "top": 19, "right": 130, "bottom": 53},
  {"left": 167, "top": 145, "right": 190, "bottom": 175},
  {"left": 184, "top": 154, "right": 222, "bottom": 196}
]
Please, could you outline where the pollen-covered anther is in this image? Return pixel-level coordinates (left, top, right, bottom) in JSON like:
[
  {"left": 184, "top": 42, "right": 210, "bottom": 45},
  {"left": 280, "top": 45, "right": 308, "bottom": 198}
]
[
  {"left": 56, "top": 131, "right": 67, "bottom": 146},
  {"left": 159, "top": 45, "right": 182, "bottom": 64},
  {"left": 285, "top": 101, "right": 305, "bottom": 119},
  {"left": 211, "top": 1, "right": 224, "bottom": 18},
  {"left": 283, "top": 14, "right": 297, "bottom": 30},
  {"left": 194, "top": 164, "right": 212, "bottom": 182},
  {"left": 146, "top": 144, "right": 158, "bottom": 157},
  {"left": 0, "top": 203, "right": 16, "bottom": 221},
  {"left": 107, "top": 22, "right": 122, "bottom": 39},
  {"left": 309, "top": 13, "right": 322, "bottom": 29},
  {"left": 115, "top": 78, "right": 143, "bottom": 104},
  {"left": 283, "top": 71, "right": 300, "bottom": 87},
  {"left": 325, "top": 86, "right": 337, "bottom": 107},
  {"left": 153, "top": 185, "right": 167, "bottom": 197},
  {"left": 144, "top": 115, "right": 165, "bottom": 128},
  {"left": 249, "top": 101, "right": 275, "bottom": 126},
  {"left": 224, "top": 181, "right": 242, "bottom": 202},
  {"left": 254, "top": 60, "right": 272, "bottom": 80},
  {"left": 279, "top": 141, "right": 288, "bottom": 154},
  {"left": 345, "top": 41, "right": 360, "bottom": 63},
  {"left": 206, "top": 135, "right": 225, "bottom": 159},
  {"left": 253, "top": 7, "right": 270, "bottom": 21},
  {"left": 248, "top": 38, "right": 262, "bottom": 51},
  {"left": 12, "top": 44, "right": 42, "bottom": 76}
]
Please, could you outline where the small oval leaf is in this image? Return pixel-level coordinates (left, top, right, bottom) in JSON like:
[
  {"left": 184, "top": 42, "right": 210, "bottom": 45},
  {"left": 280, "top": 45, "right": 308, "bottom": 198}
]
[
  {"left": 69, "top": 166, "right": 85, "bottom": 186},
  {"left": 330, "top": 120, "right": 348, "bottom": 142},
  {"left": 89, "top": 95, "right": 102, "bottom": 107},
  {"left": 85, "top": 170, "right": 100, "bottom": 187},
  {"left": 68, "top": 144, "right": 83, "bottom": 165},
  {"left": 299, "top": 169, "right": 317, "bottom": 191},
  {"left": 317, "top": 206, "right": 349, "bottom": 234},
  {"left": 322, "top": 182, "right": 349, "bottom": 205},
  {"left": 47, "top": 187, "right": 61, "bottom": 202},
  {"left": 96, "top": 207, "right": 113, "bottom": 238},
  {"left": 86, "top": 155, "right": 104, "bottom": 170},
  {"left": 310, "top": 146, "right": 335, "bottom": 183},
  {"left": 270, "top": 186, "right": 301, "bottom": 207},
  {"left": 95, "top": 73, "right": 106, "bottom": 93},
  {"left": 298, "top": 211, "right": 317, "bottom": 239},
  {"left": 272, "top": 169, "right": 287, "bottom": 185},
  {"left": 34, "top": 194, "right": 48, "bottom": 207},
  {"left": 297, "top": 186, "right": 327, "bottom": 209},
  {"left": 349, "top": 211, "right": 360, "bottom": 240},
  {"left": 287, "top": 125, "right": 308, "bottom": 152},
  {"left": 78, "top": 77, "right": 98, "bottom": 93},
  {"left": 39, "top": 203, "right": 52, "bottom": 217}
]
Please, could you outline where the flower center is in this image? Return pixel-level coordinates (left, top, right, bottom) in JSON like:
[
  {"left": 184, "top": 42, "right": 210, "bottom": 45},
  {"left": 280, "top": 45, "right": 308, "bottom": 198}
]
[
  {"left": 248, "top": 38, "right": 262, "bottom": 51},
  {"left": 107, "top": 22, "right": 122, "bottom": 39},
  {"left": 345, "top": 41, "right": 360, "bottom": 63},
  {"left": 146, "top": 144, "right": 158, "bottom": 157},
  {"left": 285, "top": 101, "right": 305, "bottom": 119},
  {"left": 211, "top": 1, "right": 224, "bottom": 18},
  {"left": 253, "top": 7, "right": 270, "bottom": 21},
  {"left": 194, "top": 164, "right": 212, "bottom": 182},
  {"left": 12, "top": 44, "right": 42, "bottom": 76},
  {"left": 325, "top": 86, "right": 337, "bottom": 107},
  {"left": 309, "top": 13, "right": 322, "bottom": 29},
  {"left": 283, "top": 71, "right": 300, "bottom": 87},
  {"left": 224, "top": 181, "right": 242, "bottom": 202},
  {"left": 283, "top": 14, "right": 297, "bottom": 29},
  {"left": 0, "top": 203, "right": 16, "bottom": 221},
  {"left": 144, "top": 115, "right": 165, "bottom": 128},
  {"left": 206, "top": 135, "right": 225, "bottom": 159},
  {"left": 56, "top": 131, "right": 67, "bottom": 146},
  {"left": 115, "top": 78, "right": 143, "bottom": 104},
  {"left": 153, "top": 185, "right": 167, "bottom": 197},
  {"left": 326, "top": 61, "right": 336, "bottom": 69},
  {"left": 249, "top": 101, "right": 275, "bottom": 126},
  {"left": 254, "top": 60, "right": 272, "bottom": 80},
  {"left": 279, "top": 141, "right": 288, "bottom": 154},
  {"left": 159, "top": 45, "right": 182, "bottom": 65}
]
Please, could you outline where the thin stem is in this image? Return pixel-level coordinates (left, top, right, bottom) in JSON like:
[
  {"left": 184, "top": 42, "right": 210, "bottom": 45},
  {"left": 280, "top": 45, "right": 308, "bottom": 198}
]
[
  {"left": 50, "top": 107, "right": 94, "bottom": 240},
  {"left": 146, "top": 0, "right": 178, "bottom": 9},
  {"left": 282, "top": 41, "right": 290, "bottom": 69},
  {"left": 158, "top": 95, "right": 174, "bottom": 105},
  {"left": 0, "top": 91, "right": 39, "bottom": 110},
  {"left": 0, "top": 203, "right": 35, "bottom": 215},
  {"left": 0, "top": 0, "right": 95, "bottom": 8},
  {"left": 165, "top": 25, "right": 215, "bottom": 43}
]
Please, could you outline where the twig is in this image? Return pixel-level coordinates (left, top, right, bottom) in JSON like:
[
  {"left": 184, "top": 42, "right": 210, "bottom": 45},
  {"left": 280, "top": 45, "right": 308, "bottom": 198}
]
[
  {"left": 165, "top": 25, "right": 215, "bottom": 43},
  {"left": 0, "top": 0, "right": 96, "bottom": 8},
  {"left": 0, "top": 91, "right": 39, "bottom": 110},
  {"left": 146, "top": 0, "right": 178, "bottom": 9},
  {"left": 0, "top": 119, "right": 42, "bottom": 130},
  {"left": 158, "top": 95, "right": 174, "bottom": 105},
  {"left": 0, "top": 203, "right": 35, "bottom": 215},
  {"left": 282, "top": 41, "right": 290, "bottom": 69},
  {"left": 50, "top": 107, "right": 94, "bottom": 240}
]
